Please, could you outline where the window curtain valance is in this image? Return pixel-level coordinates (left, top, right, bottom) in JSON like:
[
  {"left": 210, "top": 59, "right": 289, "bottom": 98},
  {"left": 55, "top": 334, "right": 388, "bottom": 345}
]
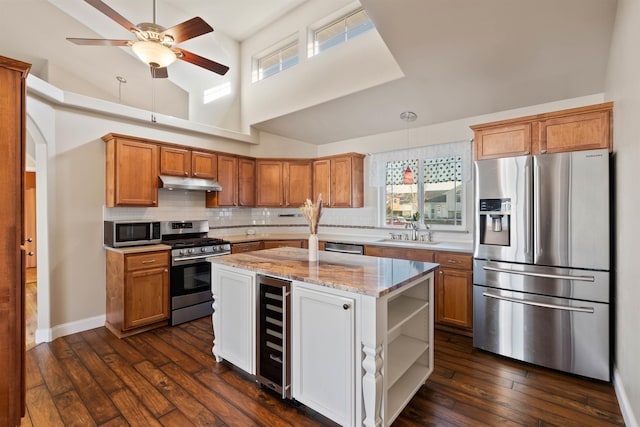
[{"left": 370, "top": 140, "right": 472, "bottom": 187}]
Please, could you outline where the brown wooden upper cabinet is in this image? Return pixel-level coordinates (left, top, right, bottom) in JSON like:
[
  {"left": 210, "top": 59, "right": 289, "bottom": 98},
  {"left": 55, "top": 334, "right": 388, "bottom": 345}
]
[
  {"left": 104, "top": 133, "right": 364, "bottom": 209},
  {"left": 538, "top": 108, "right": 611, "bottom": 154},
  {"left": 471, "top": 102, "right": 612, "bottom": 160},
  {"left": 238, "top": 157, "right": 256, "bottom": 207},
  {"left": 191, "top": 151, "right": 217, "bottom": 179},
  {"left": 313, "top": 153, "right": 365, "bottom": 208},
  {"left": 206, "top": 155, "right": 256, "bottom": 208},
  {"left": 104, "top": 134, "right": 159, "bottom": 207},
  {"left": 472, "top": 123, "right": 533, "bottom": 160},
  {"left": 214, "top": 154, "right": 238, "bottom": 207},
  {"left": 256, "top": 159, "right": 312, "bottom": 207},
  {"left": 160, "top": 146, "right": 217, "bottom": 179}
]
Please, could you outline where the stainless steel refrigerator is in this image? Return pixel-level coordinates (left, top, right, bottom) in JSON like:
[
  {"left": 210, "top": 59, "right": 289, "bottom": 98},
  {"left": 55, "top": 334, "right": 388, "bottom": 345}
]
[{"left": 473, "top": 148, "right": 610, "bottom": 381}]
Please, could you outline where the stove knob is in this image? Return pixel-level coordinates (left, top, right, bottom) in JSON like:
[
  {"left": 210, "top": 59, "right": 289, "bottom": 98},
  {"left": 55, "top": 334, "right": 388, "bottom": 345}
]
[
  {"left": 179, "top": 250, "right": 185, "bottom": 256},
  {"left": 188, "top": 248, "right": 195, "bottom": 254},
  {"left": 201, "top": 247, "right": 207, "bottom": 253}
]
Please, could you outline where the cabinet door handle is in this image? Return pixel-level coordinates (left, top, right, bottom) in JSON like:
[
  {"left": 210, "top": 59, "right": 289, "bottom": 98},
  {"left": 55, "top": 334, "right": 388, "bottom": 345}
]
[
  {"left": 447, "top": 259, "right": 459, "bottom": 264},
  {"left": 26, "top": 237, "right": 33, "bottom": 243},
  {"left": 27, "top": 252, "right": 34, "bottom": 257},
  {"left": 343, "top": 304, "right": 350, "bottom": 310},
  {"left": 142, "top": 259, "right": 156, "bottom": 264}
]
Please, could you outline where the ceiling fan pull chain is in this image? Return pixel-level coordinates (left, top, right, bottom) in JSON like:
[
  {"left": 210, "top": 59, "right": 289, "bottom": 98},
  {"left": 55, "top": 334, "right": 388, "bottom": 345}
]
[{"left": 152, "top": 0, "right": 157, "bottom": 25}]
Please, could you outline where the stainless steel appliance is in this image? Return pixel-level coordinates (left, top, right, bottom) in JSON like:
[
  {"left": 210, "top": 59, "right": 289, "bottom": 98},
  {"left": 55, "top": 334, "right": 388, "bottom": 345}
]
[
  {"left": 256, "top": 275, "right": 291, "bottom": 398},
  {"left": 323, "top": 242, "right": 364, "bottom": 255},
  {"left": 473, "top": 149, "right": 611, "bottom": 381},
  {"left": 104, "top": 220, "right": 161, "bottom": 247},
  {"left": 161, "top": 220, "right": 231, "bottom": 326}
]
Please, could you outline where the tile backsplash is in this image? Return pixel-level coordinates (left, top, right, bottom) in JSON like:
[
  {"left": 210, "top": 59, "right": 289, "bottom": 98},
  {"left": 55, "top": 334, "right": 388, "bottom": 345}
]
[
  {"left": 103, "top": 188, "right": 378, "bottom": 229},
  {"left": 103, "top": 189, "right": 471, "bottom": 242}
]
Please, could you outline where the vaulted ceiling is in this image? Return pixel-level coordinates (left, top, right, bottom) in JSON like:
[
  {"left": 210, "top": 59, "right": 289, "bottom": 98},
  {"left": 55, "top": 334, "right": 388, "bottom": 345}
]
[{"left": 1, "top": 0, "right": 617, "bottom": 144}]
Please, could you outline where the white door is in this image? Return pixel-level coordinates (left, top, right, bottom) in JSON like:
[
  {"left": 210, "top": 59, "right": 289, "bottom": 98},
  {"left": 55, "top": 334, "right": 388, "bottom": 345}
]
[
  {"left": 212, "top": 266, "right": 255, "bottom": 374},
  {"left": 292, "top": 285, "right": 355, "bottom": 427}
]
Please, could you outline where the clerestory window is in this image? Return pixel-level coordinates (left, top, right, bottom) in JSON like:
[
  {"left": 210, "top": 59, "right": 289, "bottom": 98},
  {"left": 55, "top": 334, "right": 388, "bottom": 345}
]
[
  {"left": 310, "top": 7, "right": 374, "bottom": 56},
  {"left": 254, "top": 39, "right": 299, "bottom": 82}
]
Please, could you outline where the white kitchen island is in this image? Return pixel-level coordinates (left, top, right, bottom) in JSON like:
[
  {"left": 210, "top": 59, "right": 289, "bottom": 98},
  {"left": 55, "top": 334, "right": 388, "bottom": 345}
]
[{"left": 209, "top": 247, "right": 438, "bottom": 427}]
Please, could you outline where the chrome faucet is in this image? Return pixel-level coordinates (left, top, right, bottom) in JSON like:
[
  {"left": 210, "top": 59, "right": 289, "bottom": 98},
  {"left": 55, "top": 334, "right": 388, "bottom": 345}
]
[
  {"left": 405, "top": 221, "right": 419, "bottom": 241},
  {"left": 424, "top": 224, "right": 433, "bottom": 243}
]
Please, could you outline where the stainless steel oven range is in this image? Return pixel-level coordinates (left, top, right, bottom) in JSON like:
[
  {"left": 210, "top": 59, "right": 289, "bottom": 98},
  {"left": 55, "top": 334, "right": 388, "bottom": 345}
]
[{"left": 161, "top": 220, "right": 230, "bottom": 326}]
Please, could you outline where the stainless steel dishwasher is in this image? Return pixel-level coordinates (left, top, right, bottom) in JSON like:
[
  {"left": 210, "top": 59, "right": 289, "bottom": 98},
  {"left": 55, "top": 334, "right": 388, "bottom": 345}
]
[{"left": 323, "top": 241, "right": 364, "bottom": 255}]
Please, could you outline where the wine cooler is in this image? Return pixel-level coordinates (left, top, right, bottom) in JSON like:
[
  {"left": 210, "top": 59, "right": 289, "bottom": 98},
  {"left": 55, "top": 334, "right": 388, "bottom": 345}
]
[{"left": 256, "top": 275, "right": 291, "bottom": 398}]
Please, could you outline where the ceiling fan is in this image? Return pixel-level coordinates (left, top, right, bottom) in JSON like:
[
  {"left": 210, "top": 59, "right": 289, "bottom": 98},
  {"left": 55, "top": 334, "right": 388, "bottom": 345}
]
[{"left": 67, "top": 0, "right": 229, "bottom": 78}]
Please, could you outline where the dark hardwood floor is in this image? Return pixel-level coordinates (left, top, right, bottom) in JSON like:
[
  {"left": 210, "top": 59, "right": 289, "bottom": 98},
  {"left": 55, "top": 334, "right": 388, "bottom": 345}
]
[{"left": 21, "top": 317, "right": 624, "bottom": 426}]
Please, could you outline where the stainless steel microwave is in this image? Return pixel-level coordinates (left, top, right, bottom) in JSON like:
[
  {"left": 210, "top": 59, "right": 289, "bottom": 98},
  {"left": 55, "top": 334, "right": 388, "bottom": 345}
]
[{"left": 104, "top": 220, "right": 161, "bottom": 247}]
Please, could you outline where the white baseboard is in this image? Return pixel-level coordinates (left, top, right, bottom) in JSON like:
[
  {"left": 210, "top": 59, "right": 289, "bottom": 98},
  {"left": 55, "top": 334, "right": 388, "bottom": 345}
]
[
  {"left": 613, "top": 367, "right": 639, "bottom": 427},
  {"left": 34, "top": 315, "right": 106, "bottom": 344}
]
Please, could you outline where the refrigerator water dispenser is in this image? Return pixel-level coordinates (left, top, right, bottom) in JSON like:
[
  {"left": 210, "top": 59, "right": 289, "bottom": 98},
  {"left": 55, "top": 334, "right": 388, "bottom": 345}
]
[{"left": 478, "top": 198, "right": 510, "bottom": 246}]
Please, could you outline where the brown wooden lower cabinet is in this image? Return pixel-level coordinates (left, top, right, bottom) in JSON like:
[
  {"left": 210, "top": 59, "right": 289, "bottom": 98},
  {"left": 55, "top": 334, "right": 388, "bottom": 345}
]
[
  {"left": 262, "top": 239, "right": 304, "bottom": 249},
  {"left": 105, "top": 248, "right": 170, "bottom": 338},
  {"left": 435, "top": 252, "right": 473, "bottom": 336},
  {"left": 231, "top": 241, "right": 263, "bottom": 253},
  {"left": 363, "top": 245, "right": 435, "bottom": 262}
]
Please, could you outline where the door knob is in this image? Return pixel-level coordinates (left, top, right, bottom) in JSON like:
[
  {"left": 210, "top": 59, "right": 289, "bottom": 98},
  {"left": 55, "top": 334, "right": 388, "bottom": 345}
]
[{"left": 343, "top": 304, "right": 350, "bottom": 310}]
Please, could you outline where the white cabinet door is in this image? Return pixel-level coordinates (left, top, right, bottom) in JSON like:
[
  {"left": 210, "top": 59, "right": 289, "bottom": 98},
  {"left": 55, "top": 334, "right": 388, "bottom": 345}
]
[
  {"left": 292, "top": 285, "right": 355, "bottom": 427},
  {"left": 212, "top": 266, "right": 255, "bottom": 375}
]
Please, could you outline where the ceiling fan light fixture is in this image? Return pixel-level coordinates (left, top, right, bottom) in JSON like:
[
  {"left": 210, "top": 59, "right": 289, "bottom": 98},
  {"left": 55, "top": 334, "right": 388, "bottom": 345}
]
[{"left": 131, "top": 40, "right": 177, "bottom": 68}]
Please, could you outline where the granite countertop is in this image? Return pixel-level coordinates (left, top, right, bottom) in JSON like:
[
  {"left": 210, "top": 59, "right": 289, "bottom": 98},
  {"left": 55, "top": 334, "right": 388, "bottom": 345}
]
[
  {"left": 222, "top": 232, "right": 473, "bottom": 254},
  {"left": 209, "top": 247, "right": 439, "bottom": 297},
  {"left": 103, "top": 244, "right": 172, "bottom": 254}
]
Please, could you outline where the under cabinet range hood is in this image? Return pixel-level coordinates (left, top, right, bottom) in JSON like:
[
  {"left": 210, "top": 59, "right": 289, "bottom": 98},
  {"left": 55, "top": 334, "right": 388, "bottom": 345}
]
[{"left": 159, "top": 175, "right": 222, "bottom": 192}]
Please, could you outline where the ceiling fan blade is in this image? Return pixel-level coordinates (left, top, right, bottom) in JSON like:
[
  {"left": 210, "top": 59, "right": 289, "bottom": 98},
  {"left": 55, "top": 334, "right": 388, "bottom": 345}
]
[
  {"left": 85, "top": 0, "right": 137, "bottom": 32},
  {"left": 176, "top": 48, "right": 229, "bottom": 75},
  {"left": 67, "top": 38, "right": 131, "bottom": 46},
  {"left": 161, "top": 17, "right": 213, "bottom": 44},
  {"left": 151, "top": 67, "right": 169, "bottom": 79}
]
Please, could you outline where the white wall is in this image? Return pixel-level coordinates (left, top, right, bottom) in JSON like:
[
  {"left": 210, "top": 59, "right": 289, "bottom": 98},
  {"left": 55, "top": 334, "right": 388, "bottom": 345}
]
[
  {"left": 28, "top": 97, "right": 253, "bottom": 332},
  {"left": 240, "top": 0, "right": 403, "bottom": 133},
  {"left": 603, "top": 0, "right": 640, "bottom": 425}
]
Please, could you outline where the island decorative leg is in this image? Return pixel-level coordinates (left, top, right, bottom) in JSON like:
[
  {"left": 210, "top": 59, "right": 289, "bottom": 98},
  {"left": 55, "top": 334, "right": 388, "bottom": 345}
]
[
  {"left": 211, "top": 290, "right": 222, "bottom": 362},
  {"left": 362, "top": 343, "right": 383, "bottom": 427}
]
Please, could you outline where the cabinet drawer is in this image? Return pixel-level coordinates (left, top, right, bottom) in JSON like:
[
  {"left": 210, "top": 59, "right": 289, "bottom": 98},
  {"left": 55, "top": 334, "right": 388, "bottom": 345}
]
[
  {"left": 364, "top": 245, "right": 435, "bottom": 262},
  {"left": 263, "top": 240, "right": 304, "bottom": 249},
  {"left": 232, "top": 241, "right": 263, "bottom": 254},
  {"left": 126, "top": 251, "right": 169, "bottom": 271},
  {"left": 435, "top": 252, "right": 472, "bottom": 270}
]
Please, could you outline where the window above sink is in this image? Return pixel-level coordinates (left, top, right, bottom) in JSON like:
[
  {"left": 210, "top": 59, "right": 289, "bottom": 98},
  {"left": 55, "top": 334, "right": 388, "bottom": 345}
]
[{"left": 369, "top": 140, "right": 472, "bottom": 232}]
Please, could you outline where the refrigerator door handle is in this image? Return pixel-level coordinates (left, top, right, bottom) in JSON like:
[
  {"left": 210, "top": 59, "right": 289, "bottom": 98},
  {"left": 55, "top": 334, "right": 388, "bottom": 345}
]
[
  {"left": 482, "top": 265, "right": 595, "bottom": 282},
  {"left": 533, "top": 160, "right": 541, "bottom": 259},
  {"left": 524, "top": 160, "right": 532, "bottom": 258},
  {"left": 482, "top": 292, "right": 595, "bottom": 313}
]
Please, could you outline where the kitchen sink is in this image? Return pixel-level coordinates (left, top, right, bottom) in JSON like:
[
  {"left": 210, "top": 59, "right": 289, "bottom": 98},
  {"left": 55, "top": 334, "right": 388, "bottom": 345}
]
[{"left": 376, "top": 238, "right": 441, "bottom": 247}]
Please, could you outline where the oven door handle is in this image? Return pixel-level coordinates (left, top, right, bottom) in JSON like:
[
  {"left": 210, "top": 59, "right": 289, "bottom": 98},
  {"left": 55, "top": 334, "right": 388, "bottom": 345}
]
[
  {"left": 482, "top": 292, "right": 595, "bottom": 313},
  {"left": 482, "top": 265, "right": 595, "bottom": 282},
  {"left": 173, "top": 255, "right": 213, "bottom": 263}
]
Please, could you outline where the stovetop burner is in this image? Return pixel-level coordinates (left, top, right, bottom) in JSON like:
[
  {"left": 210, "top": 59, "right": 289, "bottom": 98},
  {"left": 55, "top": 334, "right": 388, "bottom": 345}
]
[{"left": 164, "top": 237, "right": 229, "bottom": 248}]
